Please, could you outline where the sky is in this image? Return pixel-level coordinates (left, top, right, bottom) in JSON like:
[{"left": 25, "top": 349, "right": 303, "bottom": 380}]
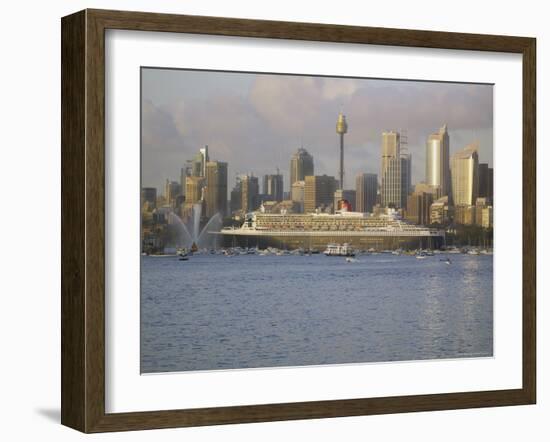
[{"left": 141, "top": 68, "right": 493, "bottom": 194}]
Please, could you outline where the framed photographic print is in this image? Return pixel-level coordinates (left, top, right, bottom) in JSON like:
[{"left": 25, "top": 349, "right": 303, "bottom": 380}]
[{"left": 61, "top": 9, "right": 536, "bottom": 433}]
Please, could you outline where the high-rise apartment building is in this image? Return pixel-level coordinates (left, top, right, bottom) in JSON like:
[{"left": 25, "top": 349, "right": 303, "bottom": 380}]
[
  {"left": 290, "top": 147, "right": 314, "bottom": 189},
  {"left": 304, "top": 175, "right": 336, "bottom": 213},
  {"left": 355, "top": 173, "right": 378, "bottom": 213},
  {"left": 425, "top": 124, "right": 450, "bottom": 198}
]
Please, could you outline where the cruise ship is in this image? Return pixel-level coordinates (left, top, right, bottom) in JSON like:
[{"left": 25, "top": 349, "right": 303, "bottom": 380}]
[{"left": 219, "top": 210, "right": 445, "bottom": 251}]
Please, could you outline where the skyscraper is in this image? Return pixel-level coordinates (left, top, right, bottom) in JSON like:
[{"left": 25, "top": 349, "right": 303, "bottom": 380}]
[
  {"left": 241, "top": 175, "right": 259, "bottom": 213},
  {"left": 380, "top": 131, "right": 408, "bottom": 208},
  {"left": 478, "top": 163, "right": 494, "bottom": 202},
  {"left": 406, "top": 191, "right": 434, "bottom": 225},
  {"left": 355, "top": 173, "right": 378, "bottom": 213},
  {"left": 164, "top": 180, "right": 181, "bottom": 208},
  {"left": 185, "top": 176, "right": 205, "bottom": 205},
  {"left": 229, "top": 178, "right": 242, "bottom": 214},
  {"left": 336, "top": 112, "right": 348, "bottom": 190},
  {"left": 291, "top": 180, "right": 305, "bottom": 213},
  {"left": 451, "top": 143, "right": 479, "bottom": 206},
  {"left": 381, "top": 131, "right": 400, "bottom": 180},
  {"left": 263, "top": 172, "right": 284, "bottom": 202},
  {"left": 304, "top": 175, "right": 336, "bottom": 213},
  {"left": 189, "top": 145, "right": 210, "bottom": 177},
  {"left": 401, "top": 153, "right": 412, "bottom": 208},
  {"left": 204, "top": 161, "right": 228, "bottom": 218},
  {"left": 180, "top": 167, "right": 188, "bottom": 198},
  {"left": 199, "top": 145, "right": 209, "bottom": 176},
  {"left": 290, "top": 147, "right": 314, "bottom": 189},
  {"left": 141, "top": 187, "right": 157, "bottom": 209},
  {"left": 425, "top": 124, "right": 450, "bottom": 198}
]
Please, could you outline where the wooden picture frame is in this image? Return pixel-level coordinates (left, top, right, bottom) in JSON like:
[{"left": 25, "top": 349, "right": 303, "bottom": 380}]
[{"left": 61, "top": 8, "right": 536, "bottom": 433}]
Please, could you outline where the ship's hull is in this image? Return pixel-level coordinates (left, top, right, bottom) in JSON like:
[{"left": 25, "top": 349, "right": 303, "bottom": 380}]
[{"left": 219, "top": 230, "right": 445, "bottom": 251}]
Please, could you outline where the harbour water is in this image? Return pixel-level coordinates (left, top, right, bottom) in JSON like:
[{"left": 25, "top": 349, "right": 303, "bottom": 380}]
[{"left": 141, "top": 253, "right": 493, "bottom": 373}]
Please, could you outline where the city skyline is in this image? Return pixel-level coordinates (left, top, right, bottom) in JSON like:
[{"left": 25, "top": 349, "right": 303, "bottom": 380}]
[{"left": 141, "top": 68, "right": 493, "bottom": 194}]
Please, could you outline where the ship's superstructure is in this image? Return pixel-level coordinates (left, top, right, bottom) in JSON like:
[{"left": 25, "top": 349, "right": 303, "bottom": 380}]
[{"left": 220, "top": 210, "right": 445, "bottom": 250}]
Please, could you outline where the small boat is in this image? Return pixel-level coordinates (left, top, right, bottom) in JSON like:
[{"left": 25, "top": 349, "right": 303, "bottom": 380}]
[
  {"left": 440, "top": 257, "right": 452, "bottom": 265},
  {"left": 178, "top": 255, "right": 189, "bottom": 261},
  {"left": 415, "top": 252, "right": 427, "bottom": 259},
  {"left": 324, "top": 243, "right": 355, "bottom": 257},
  {"left": 345, "top": 257, "right": 357, "bottom": 263}
]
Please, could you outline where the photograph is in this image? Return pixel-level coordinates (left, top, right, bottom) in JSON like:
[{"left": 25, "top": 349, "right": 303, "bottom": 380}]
[{"left": 140, "top": 68, "right": 494, "bottom": 374}]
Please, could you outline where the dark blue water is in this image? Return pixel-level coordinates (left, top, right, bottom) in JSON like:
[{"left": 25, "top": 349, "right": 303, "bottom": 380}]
[{"left": 141, "top": 253, "right": 493, "bottom": 373}]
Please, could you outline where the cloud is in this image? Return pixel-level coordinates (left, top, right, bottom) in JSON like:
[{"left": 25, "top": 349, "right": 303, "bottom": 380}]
[
  {"left": 249, "top": 76, "right": 324, "bottom": 134},
  {"left": 321, "top": 78, "right": 360, "bottom": 101},
  {"left": 141, "top": 70, "right": 493, "bottom": 193}
]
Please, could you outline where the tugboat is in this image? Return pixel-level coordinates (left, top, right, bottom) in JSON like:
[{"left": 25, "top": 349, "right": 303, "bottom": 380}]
[{"left": 324, "top": 243, "right": 355, "bottom": 257}]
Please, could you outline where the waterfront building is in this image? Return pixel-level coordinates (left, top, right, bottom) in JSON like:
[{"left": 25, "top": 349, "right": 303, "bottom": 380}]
[
  {"left": 430, "top": 196, "right": 450, "bottom": 225},
  {"left": 454, "top": 205, "right": 476, "bottom": 225},
  {"left": 164, "top": 180, "right": 181, "bottom": 208},
  {"left": 355, "top": 173, "right": 378, "bottom": 213},
  {"left": 241, "top": 175, "right": 260, "bottom": 213},
  {"left": 290, "top": 147, "right": 314, "bottom": 190},
  {"left": 406, "top": 191, "right": 434, "bottom": 225},
  {"left": 480, "top": 206, "right": 493, "bottom": 229},
  {"left": 304, "top": 175, "right": 337, "bottom": 214},
  {"left": 263, "top": 172, "right": 284, "bottom": 202},
  {"left": 204, "top": 161, "right": 228, "bottom": 218},
  {"left": 451, "top": 143, "right": 479, "bottom": 206},
  {"left": 291, "top": 180, "right": 305, "bottom": 213},
  {"left": 475, "top": 197, "right": 494, "bottom": 228},
  {"left": 141, "top": 187, "right": 157, "bottom": 210},
  {"left": 425, "top": 124, "right": 450, "bottom": 198},
  {"left": 478, "top": 163, "right": 494, "bottom": 202}
]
